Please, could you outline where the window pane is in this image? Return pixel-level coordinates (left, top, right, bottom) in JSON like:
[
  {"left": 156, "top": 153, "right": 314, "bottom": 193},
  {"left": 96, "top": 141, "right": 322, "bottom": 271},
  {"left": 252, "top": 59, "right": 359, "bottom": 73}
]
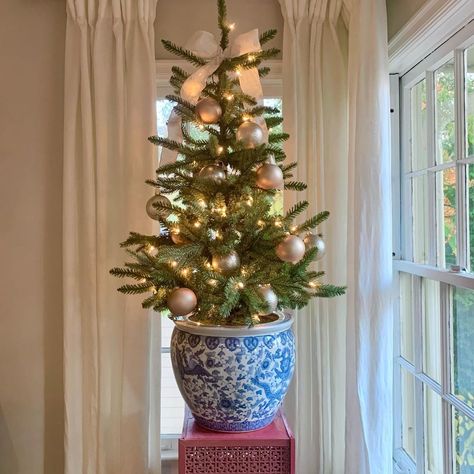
[
  {"left": 465, "top": 46, "right": 474, "bottom": 157},
  {"left": 468, "top": 164, "right": 474, "bottom": 272},
  {"left": 423, "top": 279, "right": 441, "bottom": 382},
  {"left": 402, "top": 368, "right": 417, "bottom": 461},
  {"left": 411, "top": 79, "right": 428, "bottom": 171},
  {"left": 161, "top": 352, "right": 185, "bottom": 435},
  {"left": 453, "top": 407, "right": 474, "bottom": 473},
  {"left": 400, "top": 273, "right": 415, "bottom": 363},
  {"left": 425, "top": 388, "right": 443, "bottom": 474},
  {"left": 452, "top": 287, "right": 474, "bottom": 400},
  {"left": 161, "top": 315, "right": 175, "bottom": 348},
  {"left": 413, "top": 174, "right": 430, "bottom": 264},
  {"left": 435, "top": 59, "right": 456, "bottom": 164},
  {"left": 436, "top": 168, "right": 457, "bottom": 267}
]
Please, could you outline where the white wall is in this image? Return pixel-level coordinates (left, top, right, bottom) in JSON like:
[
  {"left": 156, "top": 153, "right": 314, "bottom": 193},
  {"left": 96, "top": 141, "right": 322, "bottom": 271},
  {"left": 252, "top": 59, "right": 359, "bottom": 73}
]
[
  {"left": 0, "top": 1, "right": 66, "bottom": 473},
  {"left": 386, "top": 0, "right": 429, "bottom": 39},
  {"left": 155, "top": 0, "right": 283, "bottom": 59}
]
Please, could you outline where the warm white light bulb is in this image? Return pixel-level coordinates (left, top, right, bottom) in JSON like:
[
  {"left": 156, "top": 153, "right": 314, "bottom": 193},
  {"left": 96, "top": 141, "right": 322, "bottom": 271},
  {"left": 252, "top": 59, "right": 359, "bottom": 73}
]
[{"left": 229, "top": 23, "right": 236, "bottom": 30}]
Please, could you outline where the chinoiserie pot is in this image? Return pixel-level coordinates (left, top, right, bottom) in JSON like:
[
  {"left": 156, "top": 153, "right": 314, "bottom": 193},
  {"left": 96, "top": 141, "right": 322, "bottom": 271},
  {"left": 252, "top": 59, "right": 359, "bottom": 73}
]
[{"left": 170, "top": 312, "right": 295, "bottom": 432}]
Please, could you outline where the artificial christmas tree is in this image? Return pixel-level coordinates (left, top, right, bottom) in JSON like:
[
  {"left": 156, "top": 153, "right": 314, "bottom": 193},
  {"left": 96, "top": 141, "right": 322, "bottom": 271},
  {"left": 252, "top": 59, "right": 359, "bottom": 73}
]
[{"left": 111, "top": 0, "right": 345, "bottom": 432}]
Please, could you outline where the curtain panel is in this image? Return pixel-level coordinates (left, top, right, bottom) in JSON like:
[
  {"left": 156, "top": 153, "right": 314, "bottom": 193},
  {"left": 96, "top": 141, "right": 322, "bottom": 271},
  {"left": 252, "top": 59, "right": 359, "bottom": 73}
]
[
  {"left": 63, "top": 1, "right": 158, "bottom": 473},
  {"left": 278, "top": 0, "right": 392, "bottom": 472}
]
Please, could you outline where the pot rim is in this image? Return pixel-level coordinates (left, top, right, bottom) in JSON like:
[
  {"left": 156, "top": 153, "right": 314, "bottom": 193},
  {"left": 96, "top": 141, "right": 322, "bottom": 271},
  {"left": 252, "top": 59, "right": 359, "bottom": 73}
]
[{"left": 172, "top": 311, "right": 293, "bottom": 337}]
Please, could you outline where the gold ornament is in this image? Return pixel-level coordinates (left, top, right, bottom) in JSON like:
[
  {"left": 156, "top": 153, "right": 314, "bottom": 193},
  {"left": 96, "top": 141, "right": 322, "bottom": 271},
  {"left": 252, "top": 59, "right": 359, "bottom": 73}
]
[
  {"left": 256, "top": 163, "right": 284, "bottom": 190},
  {"left": 198, "top": 163, "right": 226, "bottom": 184},
  {"left": 170, "top": 229, "right": 190, "bottom": 245},
  {"left": 195, "top": 98, "right": 222, "bottom": 124},
  {"left": 167, "top": 287, "right": 197, "bottom": 316},
  {"left": 303, "top": 233, "right": 326, "bottom": 260},
  {"left": 276, "top": 235, "right": 306, "bottom": 263},
  {"left": 257, "top": 285, "right": 278, "bottom": 315},
  {"left": 236, "top": 121, "right": 265, "bottom": 149},
  {"left": 212, "top": 251, "right": 240, "bottom": 275},
  {"left": 146, "top": 193, "right": 172, "bottom": 220}
]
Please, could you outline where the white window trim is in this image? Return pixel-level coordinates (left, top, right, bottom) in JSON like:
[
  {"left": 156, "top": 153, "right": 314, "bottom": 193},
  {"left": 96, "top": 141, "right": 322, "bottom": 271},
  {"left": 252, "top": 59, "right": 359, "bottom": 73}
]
[
  {"left": 389, "top": 0, "right": 474, "bottom": 75},
  {"left": 154, "top": 59, "right": 283, "bottom": 459},
  {"left": 391, "top": 18, "right": 474, "bottom": 474}
]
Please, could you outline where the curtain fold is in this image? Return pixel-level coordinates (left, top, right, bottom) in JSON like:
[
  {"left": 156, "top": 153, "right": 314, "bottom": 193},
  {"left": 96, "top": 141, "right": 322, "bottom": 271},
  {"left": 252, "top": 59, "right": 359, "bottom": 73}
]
[
  {"left": 278, "top": 0, "right": 392, "bottom": 472},
  {"left": 63, "top": 1, "right": 158, "bottom": 473}
]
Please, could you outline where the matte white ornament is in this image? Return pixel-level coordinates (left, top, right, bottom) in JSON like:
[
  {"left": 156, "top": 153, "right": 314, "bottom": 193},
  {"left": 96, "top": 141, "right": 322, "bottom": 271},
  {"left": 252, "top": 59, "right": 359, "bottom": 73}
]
[
  {"left": 257, "top": 285, "right": 278, "bottom": 315},
  {"left": 195, "top": 97, "right": 222, "bottom": 124},
  {"left": 212, "top": 251, "right": 240, "bottom": 275},
  {"left": 303, "top": 233, "right": 326, "bottom": 260},
  {"left": 146, "top": 193, "right": 172, "bottom": 220},
  {"left": 167, "top": 287, "right": 198, "bottom": 316},
  {"left": 236, "top": 121, "right": 265, "bottom": 149},
  {"left": 256, "top": 163, "right": 284, "bottom": 190},
  {"left": 198, "top": 163, "right": 226, "bottom": 184},
  {"left": 276, "top": 235, "right": 306, "bottom": 263}
]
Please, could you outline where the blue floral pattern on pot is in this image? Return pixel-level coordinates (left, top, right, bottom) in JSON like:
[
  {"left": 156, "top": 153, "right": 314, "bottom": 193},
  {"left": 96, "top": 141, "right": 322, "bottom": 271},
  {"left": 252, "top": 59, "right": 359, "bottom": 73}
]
[{"left": 170, "top": 322, "right": 295, "bottom": 432}]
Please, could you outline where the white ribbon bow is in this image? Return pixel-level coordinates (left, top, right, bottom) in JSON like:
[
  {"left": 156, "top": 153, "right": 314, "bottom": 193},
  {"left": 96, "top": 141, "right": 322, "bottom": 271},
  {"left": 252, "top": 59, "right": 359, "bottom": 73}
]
[
  {"left": 181, "top": 29, "right": 264, "bottom": 104},
  {"left": 159, "top": 29, "right": 267, "bottom": 167}
]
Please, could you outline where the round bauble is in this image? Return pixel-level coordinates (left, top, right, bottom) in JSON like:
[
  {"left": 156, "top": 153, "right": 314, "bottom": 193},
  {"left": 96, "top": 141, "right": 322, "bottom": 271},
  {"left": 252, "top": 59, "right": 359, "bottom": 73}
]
[
  {"left": 146, "top": 193, "right": 172, "bottom": 220},
  {"left": 198, "top": 163, "right": 226, "bottom": 184},
  {"left": 236, "top": 121, "right": 265, "bottom": 149},
  {"left": 256, "top": 163, "right": 284, "bottom": 190},
  {"left": 303, "top": 233, "right": 326, "bottom": 260},
  {"left": 257, "top": 285, "right": 278, "bottom": 315},
  {"left": 212, "top": 251, "right": 240, "bottom": 275},
  {"left": 276, "top": 235, "right": 306, "bottom": 263},
  {"left": 195, "top": 97, "right": 222, "bottom": 124},
  {"left": 167, "top": 287, "right": 198, "bottom": 316},
  {"left": 170, "top": 230, "right": 190, "bottom": 245}
]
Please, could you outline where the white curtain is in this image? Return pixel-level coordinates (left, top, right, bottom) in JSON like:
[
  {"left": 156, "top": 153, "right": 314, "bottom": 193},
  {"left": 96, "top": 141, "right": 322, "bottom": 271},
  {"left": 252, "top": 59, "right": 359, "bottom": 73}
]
[
  {"left": 63, "top": 1, "right": 159, "bottom": 473},
  {"left": 278, "top": 0, "right": 392, "bottom": 472}
]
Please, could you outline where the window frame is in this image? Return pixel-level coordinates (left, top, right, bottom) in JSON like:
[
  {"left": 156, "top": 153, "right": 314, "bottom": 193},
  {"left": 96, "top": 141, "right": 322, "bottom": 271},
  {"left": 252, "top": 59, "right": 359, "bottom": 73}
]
[
  {"left": 392, "top": 20, "right": 474, "bottom": 474},
  {"left": 154, "top": 58, "right": 283, "bottom": 457}
]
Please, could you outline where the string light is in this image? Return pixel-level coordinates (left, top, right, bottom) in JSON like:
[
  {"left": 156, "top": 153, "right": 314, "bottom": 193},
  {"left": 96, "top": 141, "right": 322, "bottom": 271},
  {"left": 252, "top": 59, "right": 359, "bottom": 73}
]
[
  {"left": 139, "top": 278, "right": 147, "bottom": 283},
  {"left": 205, "top": 261, "right": 212, "bottom": 269},
  {"left": 228, "top": 22, "right": 236, "bottom": 30},
  {"left": 246, "top": 196, "right": 254, "bottom": 206},
  {"left": 236, "top": 281, "right": 245, "bottom": 289},
  {"left": 198, "top": 199, "right": 207, "bottom": 208},
  {"left": 242, "top": 114, "right": 251, "bottom": 122},
  {"left": 225, "top": 93, "right": 234, "bottom": 101},
  {"left": 151, "top": 287, "right": 158, "bottom": 295},
  {"left": 217, "top": 145, "right": 224, "bottom": 155},
  {"left": 247, "top": 54, "right": 255, "bottom": 62},
  {"left": 208, "top": 279, "right": 217, "bottom": 286},
  {"left": 235, "top": 68, "right": 242, "bottom": 76},
  {"left": 194, "top": 221, "right": 201, "bottom": 228},
  {"left": 309, "top": 281, "right": 319, "bottom": 288},
  {"left": 181, "top": 268, "right": 190, "bottom": 277},
  {"left": 170, "top": 260, "right": 178, "bottom": 268},
  {"left": 257, "top": 219, "right": 265, "bottom": 227},
  {"left": 274, "top": 219, "right": 282, "bottom": 227},
  {"left": 198, "top": 124, "right": 205, "bottom": 130},
  {"left": 290, "top": 225, "right": 298, "bottom": 233}
]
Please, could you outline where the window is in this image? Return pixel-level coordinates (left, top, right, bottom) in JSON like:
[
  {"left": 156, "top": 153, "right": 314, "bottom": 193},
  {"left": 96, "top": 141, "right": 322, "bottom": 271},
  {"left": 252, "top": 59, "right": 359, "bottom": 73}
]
[
  {"left": 393, "top": 21, "right": 474, "bottom": 474},
  {"left": 155, "top": 60, "right": 283, "bottom": 457}
]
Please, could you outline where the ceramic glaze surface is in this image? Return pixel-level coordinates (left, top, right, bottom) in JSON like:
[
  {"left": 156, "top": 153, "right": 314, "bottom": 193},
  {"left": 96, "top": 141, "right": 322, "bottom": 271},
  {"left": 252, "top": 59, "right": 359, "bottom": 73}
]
[{"left": 170, "top": 325, "right": 295, "bottom": 432}]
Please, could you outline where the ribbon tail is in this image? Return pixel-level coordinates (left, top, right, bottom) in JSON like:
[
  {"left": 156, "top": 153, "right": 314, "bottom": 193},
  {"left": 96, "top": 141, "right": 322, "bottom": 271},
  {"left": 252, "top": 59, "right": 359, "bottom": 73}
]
[
  {"left": 159, "top": 108, "right": 183, "bottom": 167},
  {"left": 181, "top": 59, "right": 221, "bottom": 104},
  {"left": 238, "top": 67, "right": 263, "bottom": 101}
]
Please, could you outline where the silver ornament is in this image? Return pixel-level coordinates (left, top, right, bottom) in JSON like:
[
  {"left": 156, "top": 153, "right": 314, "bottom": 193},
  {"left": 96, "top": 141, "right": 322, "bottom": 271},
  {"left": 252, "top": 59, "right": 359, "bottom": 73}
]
[
  {"left": 198, "top": 163, "right": 226, "bottom": 184},
  {"left": 303, "top": 233, "right": 326, "bottom": 260},
  {"left": 195, "top": 98, "right": 222, "bottom": 124},
  {"left": 256, "top": 163, "right": 284, "bottom": 190},
  {"left": 236, "top": 122, "right": 265, "bottom": 149},
  {"left": 212, "top": 251, "right": 240, "bottom": 275},
  {"left": 170, "top": 230, "right": 190, "bottom": 245},
  {"left": 276, "top": 235, "right": 306, "bottom": 263},
  {"left": 167, "top": 287, "right": 197, "bottom": 316},
  {"left": 146, "top": 193, "right": 172, "bottom": 220},
  {"left": 257, "top": 285, "right": 278, "bottom": 315}
]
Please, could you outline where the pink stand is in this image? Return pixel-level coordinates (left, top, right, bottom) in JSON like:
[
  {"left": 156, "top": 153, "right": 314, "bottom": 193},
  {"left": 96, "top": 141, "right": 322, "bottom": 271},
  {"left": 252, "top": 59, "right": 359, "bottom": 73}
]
[{"left": 179, "top": 407, "right": 295, "bottom": 474}]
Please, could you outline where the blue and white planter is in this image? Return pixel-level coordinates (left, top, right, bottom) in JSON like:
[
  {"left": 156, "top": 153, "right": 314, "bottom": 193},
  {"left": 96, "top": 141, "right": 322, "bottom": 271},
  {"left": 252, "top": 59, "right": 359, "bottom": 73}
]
[{"left": 170, "top": 312, "right": 295, "bottom": 432}]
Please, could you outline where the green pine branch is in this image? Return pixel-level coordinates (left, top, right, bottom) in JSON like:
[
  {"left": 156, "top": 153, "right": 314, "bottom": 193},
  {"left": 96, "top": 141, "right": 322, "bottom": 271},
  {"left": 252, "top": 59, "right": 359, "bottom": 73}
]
[{"left": 161, "top": 39, "right": 206, "bottom": 67}]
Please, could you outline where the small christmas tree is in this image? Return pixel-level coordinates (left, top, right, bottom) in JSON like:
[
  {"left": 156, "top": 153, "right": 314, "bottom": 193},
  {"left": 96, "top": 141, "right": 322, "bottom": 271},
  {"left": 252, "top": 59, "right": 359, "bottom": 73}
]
[{"left": 110, "top": 0, "right": 345, "bottom": 326}]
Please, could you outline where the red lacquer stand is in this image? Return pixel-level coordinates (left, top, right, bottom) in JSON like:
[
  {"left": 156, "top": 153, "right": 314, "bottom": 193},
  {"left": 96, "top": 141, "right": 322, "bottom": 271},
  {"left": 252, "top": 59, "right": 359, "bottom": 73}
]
[{"left": 179, "top": 407, "right": 295, "bottom": 474}]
